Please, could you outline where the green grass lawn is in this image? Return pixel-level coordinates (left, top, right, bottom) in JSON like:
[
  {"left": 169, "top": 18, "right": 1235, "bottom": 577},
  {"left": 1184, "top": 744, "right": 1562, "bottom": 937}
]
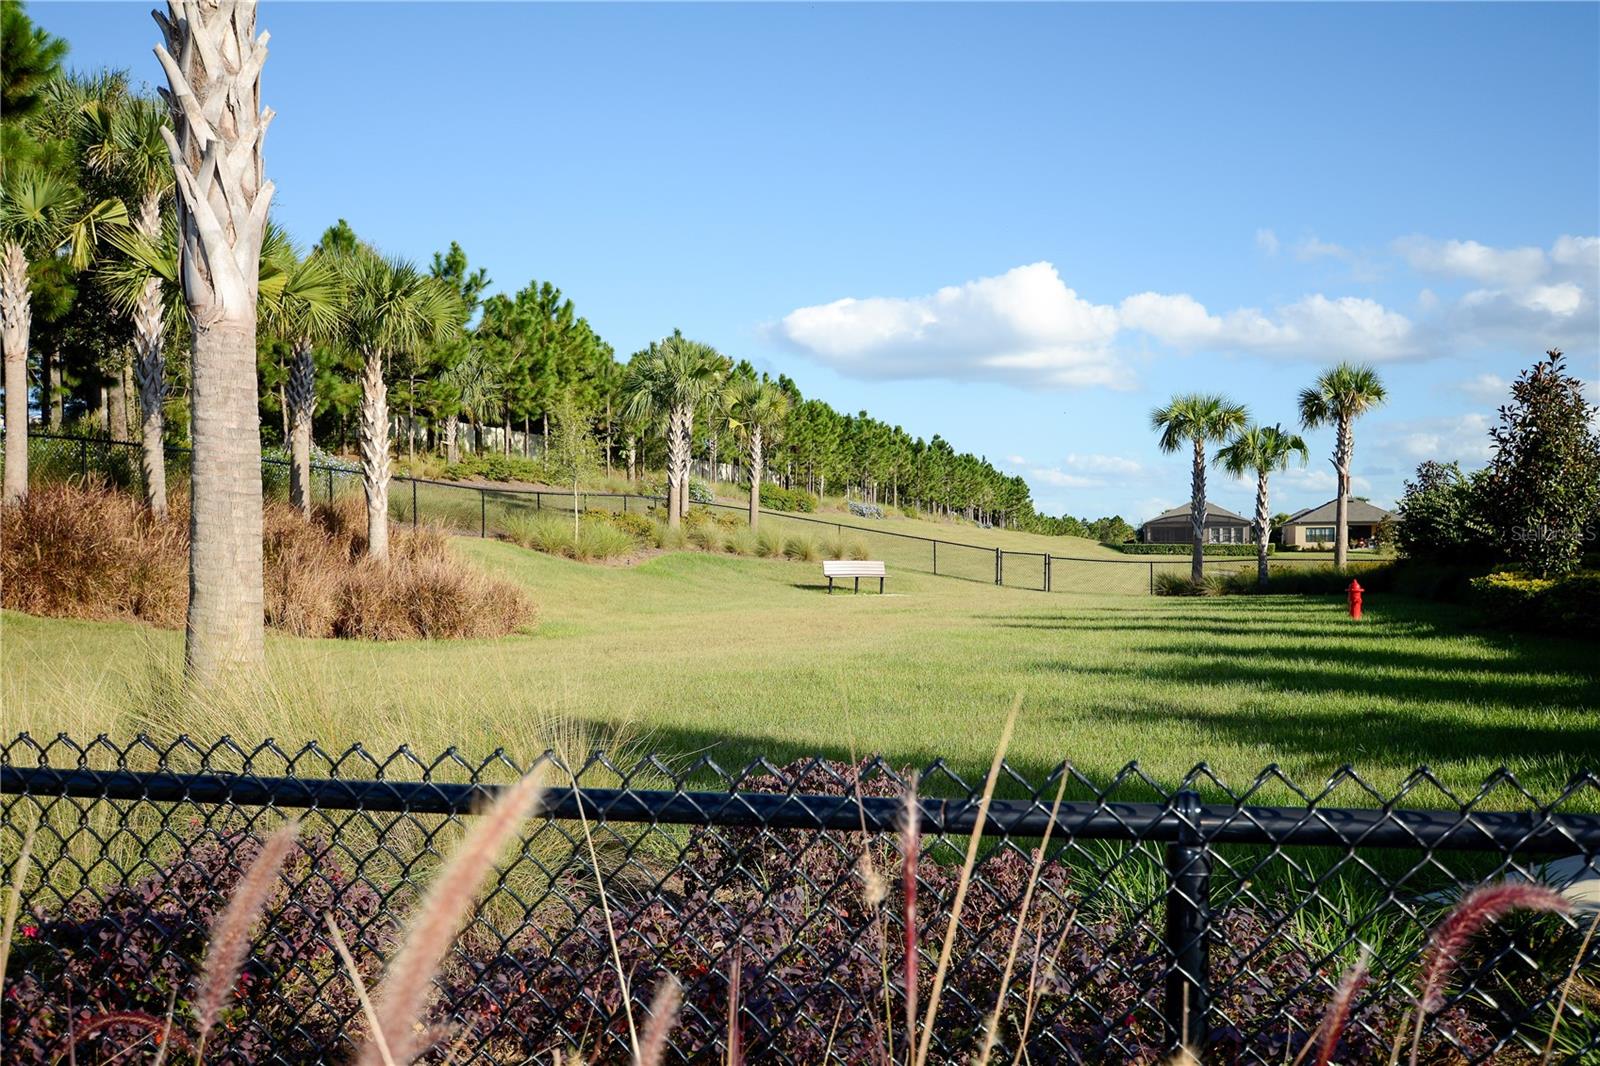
[{"left": 5, "top": 537, "right": 1594, "bottom": 809}]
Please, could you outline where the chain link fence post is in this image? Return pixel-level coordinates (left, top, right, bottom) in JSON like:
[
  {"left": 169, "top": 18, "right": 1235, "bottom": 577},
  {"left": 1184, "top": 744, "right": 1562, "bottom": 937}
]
[
  {"left": 1164, "top": 788, "right": 1210, "bottom": 1058},
  {"left": 480, "top": 489, "right": 487, "bottom": 538}
]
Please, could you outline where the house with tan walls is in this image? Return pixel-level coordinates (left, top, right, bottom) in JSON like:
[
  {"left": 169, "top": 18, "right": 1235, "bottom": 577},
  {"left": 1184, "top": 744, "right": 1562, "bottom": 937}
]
[{"left": 1280, "top": 498, "right": 1396, "bottom": 549}]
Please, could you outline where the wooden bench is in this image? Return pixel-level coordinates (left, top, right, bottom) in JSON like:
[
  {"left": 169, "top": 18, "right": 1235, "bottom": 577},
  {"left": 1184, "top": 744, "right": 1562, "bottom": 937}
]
[{"left": 823, "top": 559, "right": 886, "bottom": 594}]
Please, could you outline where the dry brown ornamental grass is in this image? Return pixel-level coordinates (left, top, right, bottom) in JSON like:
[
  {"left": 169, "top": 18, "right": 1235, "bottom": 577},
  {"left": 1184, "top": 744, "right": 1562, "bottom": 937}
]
[{"left": 1, "top": 481, "right": 535, "bottom": 641}]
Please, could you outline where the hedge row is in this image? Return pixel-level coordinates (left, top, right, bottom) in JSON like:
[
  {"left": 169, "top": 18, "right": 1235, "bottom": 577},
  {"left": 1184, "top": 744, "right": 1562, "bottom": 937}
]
[
  {"left": 759, "top": 483, "right": 818, "bottom": 513},
  {"left": 1469, "top": 570, "right": 1600, "bottom": 636},
  {"left": 1113, "top": 542, "right": 1270, "bottom": 557}
]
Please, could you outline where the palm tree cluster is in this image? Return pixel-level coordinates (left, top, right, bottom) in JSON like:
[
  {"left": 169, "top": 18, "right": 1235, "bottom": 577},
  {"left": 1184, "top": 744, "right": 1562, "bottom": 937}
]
[{"left": 1153, "top": 362, "right": 1386, "bottom": 586}]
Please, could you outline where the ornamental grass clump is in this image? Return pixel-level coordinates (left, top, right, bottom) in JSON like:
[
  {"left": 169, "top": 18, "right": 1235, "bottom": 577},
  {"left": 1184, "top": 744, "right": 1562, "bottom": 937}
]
[{"left": 1, "top": 481, "right": 533, "bottom": 640}]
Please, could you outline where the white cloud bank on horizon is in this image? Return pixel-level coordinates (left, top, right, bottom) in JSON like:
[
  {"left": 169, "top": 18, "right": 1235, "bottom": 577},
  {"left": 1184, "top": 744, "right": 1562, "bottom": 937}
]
[{"left": 773, "top": 234, "right": 1598, "bottom": 390}]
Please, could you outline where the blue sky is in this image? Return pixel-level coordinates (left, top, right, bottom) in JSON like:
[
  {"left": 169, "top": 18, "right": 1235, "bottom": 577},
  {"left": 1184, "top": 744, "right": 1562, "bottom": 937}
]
[{"left": 33, "top": 1, "right": 1600, "bottom": 522}]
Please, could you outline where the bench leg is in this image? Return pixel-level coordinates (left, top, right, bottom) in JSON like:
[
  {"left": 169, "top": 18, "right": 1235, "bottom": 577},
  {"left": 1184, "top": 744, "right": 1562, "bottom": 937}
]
[
  {"left": 880, "top": 577, "right": 885, "bottom": 594},
  {"left": 854, "top": 577, "right": 860, "bottom": 594},
  {"left": 828, "top": 577, "right": 833, "bottom": 594}
]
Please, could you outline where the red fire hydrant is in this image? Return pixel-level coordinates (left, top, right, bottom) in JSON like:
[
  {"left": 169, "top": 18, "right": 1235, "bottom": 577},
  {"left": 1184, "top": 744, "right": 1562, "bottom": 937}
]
[{"left": 1347, "top": 579, "right": 1363, "bottom": 620}]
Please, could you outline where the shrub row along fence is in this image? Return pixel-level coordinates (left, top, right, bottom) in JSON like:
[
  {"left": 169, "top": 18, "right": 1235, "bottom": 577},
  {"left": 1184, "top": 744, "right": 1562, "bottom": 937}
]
[
  {"left": 22, "top": 431, "right": 1389, "bottom": 597},
  {"left": 2, "top": 734, "right": 1596, "bottom": 1064}
]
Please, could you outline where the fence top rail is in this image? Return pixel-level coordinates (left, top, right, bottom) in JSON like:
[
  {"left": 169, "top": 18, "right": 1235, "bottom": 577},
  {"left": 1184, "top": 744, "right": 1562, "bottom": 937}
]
[
  {"left": 6, "top": 765, "right": 1597, "bottom": 853},
  {"left": 5, "top": 735, "right": 1598, "bottom": 852}
]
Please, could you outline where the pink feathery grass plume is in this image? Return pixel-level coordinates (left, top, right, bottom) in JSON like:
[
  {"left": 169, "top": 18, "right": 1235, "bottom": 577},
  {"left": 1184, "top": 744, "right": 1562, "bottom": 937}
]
[
  {"left": 900, "top": 772, "right": 921, "bottom": 1062},
  {"left": 1290, "top": 948, "right": 1369, "bottom": 1066},
  {"left": 1418, "top": 882, "right": 1568, "bottom": 1014},
  {"left": 193, "top": 820, "right": 301, "bottom": 1050},
  {"left": 1407, "top": 881, "right": 1569, "bottom": 1066},
  {"left": 637, "top": 975, "right": 682, "bottom": 1066},
  {"left": 726, "top": 944, "right": 744, "bottom": 1066},
  {"left": 357, "top": 771, "right": 545, "bottom": 1066}
]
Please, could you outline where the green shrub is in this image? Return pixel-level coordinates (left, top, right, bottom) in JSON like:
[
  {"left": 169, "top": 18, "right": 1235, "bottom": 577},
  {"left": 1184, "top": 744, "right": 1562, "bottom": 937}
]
[
  {"left": 588, "top": 509, "right": 656, "bottom": 543},
  {"left": 900, "top": 504, "right": 919, "bottom": 519},
  {"left": 503, "top": 513, "right": 636, "bottom": 561},
  {"left": 822, "top": 534, "right": 870, "bottom": 560},
  {"left": 759, "top": 483, "right": 818, "bottom": 513},
  {"left": 688, "top": 477, "right": 715, "bottom": 504},
  {"left": 443, "top": 453, "right": 547, "bottom": 484},
  {"left": 714, "top": 511, "right": 743, "bottom": 531},
  {"left": 756, "top": 528, "right": 785, "bottom": 558},
  {"left": 725, "top": 527, "right": 759, "bottom": 556},
  {"left": 1114, "top": 543, "right": 1269, "bottom": 557},
  {"left": 1470, "top": 570, "right": 1600, "bottom": 635},
  {"left": 783, "top": 535, "right": 821, "bottom": 562},
  {"left": 687, "top": 524, "right": 722, "bottom": 552},
  {"left": 654, "top": 523, "right": 687, "bottom": 550},
  {"left": 574, "top": 521, "right": 636, "bottom": 562},
  {"left": 1153, "top": 572, "right": 1205, "bottom": 596}
]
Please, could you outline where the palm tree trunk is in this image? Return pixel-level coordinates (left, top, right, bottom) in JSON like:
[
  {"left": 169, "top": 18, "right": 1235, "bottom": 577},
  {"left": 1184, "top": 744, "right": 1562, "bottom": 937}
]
[
  {"left": 444, "top": 417, "right": 459, "bottom": 465},
  {"left": 748, "top": 428, "right": 763, "bottom": 530},
  {"left": 1190, "top": 437, "right": 1207, "bottom": 583},
  {"left": 287, "top": 337, "right": 315, "bottom": 515},
  {"left": 359, "top": 349, "right": 391, "bottom": 560},
  {"left": 1, "top": 242, "right": 33, "bottom": 503},
  {"left": 108, "top": 358, "right": 130, "bottom": 441},
  {"left": 626, "top": 435, "right": 636, "bottom": 482},
  {"left": 678, "top": 408, "right": 694, "bottom": 518},
  {"left": 666, "top": 406, "right": 690, "bottom": 528},
  {"left": 46, "top": 347, "right": 62, "bottom": 429},
  {"left": 1334, "top": 416, "right": 1352, "bottom": 569},
  {"left": 186, "top": 316, "right": 266, "bottom": 679},
  {"left": 1255, "top": 469, "right": 1270, "bottom": 590},
  {"left": 156, "top": 0, "right": 274, "bottom": 682},
  {"left": 130, "top": 191, "right": 169, "bottom": 516}
]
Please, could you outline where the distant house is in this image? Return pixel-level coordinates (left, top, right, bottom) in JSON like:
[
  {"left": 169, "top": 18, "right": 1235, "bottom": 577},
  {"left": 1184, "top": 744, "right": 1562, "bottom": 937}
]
[
  {"left": 1281, "top": 498, "right": 1396, "bottom": 549},
  {"left": 1139, "top": 503, "right": 1254, "bottom": 544}
]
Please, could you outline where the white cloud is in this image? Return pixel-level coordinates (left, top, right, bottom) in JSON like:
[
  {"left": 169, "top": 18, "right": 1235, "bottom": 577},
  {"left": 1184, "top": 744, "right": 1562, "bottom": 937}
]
[
  {"left": 1120, "top": 290, "right": 1417, "bottom": 361},
  {"left": 1552, "top": 235, "right": 1600, "bottom": 273},
  {"left": 1295, "top": 236, "right": 1351, "bottom": 263},
  {"left": 774, "top": 234, "right": 1596, "bottom": 390},
  {"left": 775, "top": 262, "right": 1125, "bottom": 388},
  {"left": 1394, "top": 236, "right": 1549, "bottom": 289},
  {"left": 1393, "top": 234, "right": 1598, "bottom": 334},
  {"left": 1457, "top": 373, "right": 1508, "bottom": 402},
  {"left": 1379, "top": 413, "right": 1495, "bottom": 465},
  {"left": 1029, "top": 467, "right": 1103, "bottom": 489},
  {"left": 1063, "top": 453, "right": 1143, "bottom": 477},
  {"left": 1005, "top": 454, "right": 1027, "bottom": 466}
]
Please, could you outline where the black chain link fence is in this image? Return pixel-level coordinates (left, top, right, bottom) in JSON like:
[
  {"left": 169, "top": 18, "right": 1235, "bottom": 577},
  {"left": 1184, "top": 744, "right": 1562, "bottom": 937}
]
[
  {"left": 3, "top": 734, "right": 1596, "bottom": 1064},
  {"left": 14, "top": 432, "right": 1387, "bottom": 598}
]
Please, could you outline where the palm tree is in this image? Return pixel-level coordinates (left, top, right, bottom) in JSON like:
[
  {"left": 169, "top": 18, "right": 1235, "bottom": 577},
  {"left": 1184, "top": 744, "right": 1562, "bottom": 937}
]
[
  {"left": 340, "top": 252, "right": 459, "bottom": 559},
  {"left": 725, "top": 377, "right": 790, "bottom": 530},
  {"left": 0, "top": 165, "right": 126, "bottom": 503},
  {"left": 621, "top": 332, "right": 721, "bottom": 528},
  {"left": 1298, "top": 363, "right": 1388, "bottom": 569},
  {"left": 153, "top": 0, "right": 274, "bottom": 681},
  {"left": 80, "top": 91, "right": 175, "bottom": 514},
  {"left": 1151, "top": 393, "right": 1250, "bottom": 581},
  {"left": 258, "top": 236, "right": 343, "bottom": 515},
  {"left": 1215, "top": 424, "right": 1308, "bottom": 589}
]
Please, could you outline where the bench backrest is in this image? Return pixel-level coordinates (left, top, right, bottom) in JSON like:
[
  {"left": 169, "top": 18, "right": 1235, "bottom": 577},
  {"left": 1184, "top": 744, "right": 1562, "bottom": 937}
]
[{"left": 823, "top": 560, "right": 886, "bottom": 577}]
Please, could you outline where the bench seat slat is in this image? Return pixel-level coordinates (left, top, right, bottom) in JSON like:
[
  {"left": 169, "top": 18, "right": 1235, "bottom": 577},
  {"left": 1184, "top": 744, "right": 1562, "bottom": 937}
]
[{"left": 822, "top": 560, "right": 887, "bottom": 576}]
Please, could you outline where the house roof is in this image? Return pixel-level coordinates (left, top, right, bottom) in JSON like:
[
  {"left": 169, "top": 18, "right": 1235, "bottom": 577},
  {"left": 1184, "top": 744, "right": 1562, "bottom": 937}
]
[
  {"left": 1284, "top": 497, "right": 1396, "bottom": 525},
  {"left": 1142, "top": 502, "right": 1252, "bottom": 526}
]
